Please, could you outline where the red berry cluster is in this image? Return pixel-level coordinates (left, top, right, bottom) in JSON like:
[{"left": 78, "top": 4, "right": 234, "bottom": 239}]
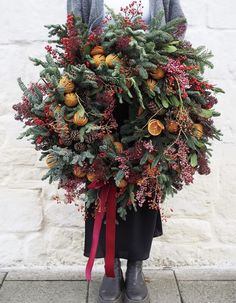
[
  {"left": 120, "top": 0, "right": 148, "bottom": 30},
  {"left": 61, "top": 14, "right": 82, "bottom": 64},
  {"left": 120, "top": 0, "right": 144, "bottom": 17},
  {"left": 115, "top": 36, "right": 132, "bottom": 52},
  {"left": 189, "top": 77, "right": 214, "bottom": 93},
  {"left": 45, "top": 45, "right": 59, "bottom": 60},
  {"left": 85, "top": 26, "right": 104, "bottom": 47}
]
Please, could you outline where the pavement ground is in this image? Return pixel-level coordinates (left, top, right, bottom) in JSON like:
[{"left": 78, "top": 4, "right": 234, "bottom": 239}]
[{"left": 0, "top": 267, "right": 236, "bottom": 303}]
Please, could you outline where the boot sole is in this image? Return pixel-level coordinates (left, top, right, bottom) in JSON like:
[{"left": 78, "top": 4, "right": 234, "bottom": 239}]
[
  {"left": 123, "top": 293, "right": 150, "bottom": 303},
  {"left": 97, "top": 291, "right": 124, "bottom": 303}
]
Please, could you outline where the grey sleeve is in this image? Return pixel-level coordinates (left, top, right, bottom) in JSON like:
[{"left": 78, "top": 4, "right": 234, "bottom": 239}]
[
  {"left": 167, "top": 0, "right": 187, "bottom": 39},
  {"left": 67, "top": 0, "right": 82, "bottom": 18}
]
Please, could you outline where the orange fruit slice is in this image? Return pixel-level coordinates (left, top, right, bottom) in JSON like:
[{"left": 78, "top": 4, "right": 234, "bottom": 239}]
[
  {"left": 117, "top": 179, "right": 128, "bottom": 188},
  {"left": 59, "top": 76, "right": 75, "bottom": 93},
  {"left": 93, "top": 54, "right": 106, "bottom": 67},
  {"left": 64, "top": 93, "right": 78, "bottom": 107},
  {"left": 73, "top": 112, "right": 88, "bottom": 126},
  {"left": 114, "top": 141, "right": 124, "bottom": 153},
  {"left": 73, "top": 165, "right": 86, "bottom": 178},
  {"left": 90, "top": 45, "right": 105, "bottom": 56},
  {"left": 147, "top": 119, "right": 165, "bottom": 136},
  {"left": 147, "top": 79, "right": 157, "bottom": 91},
  {"left": 166, "top": 120, "right": 179, "bottom": 134},
  {"left": 46, "top": 154, "right": 58, "bottom": 169},
  {"left": 192, "top": 123, "right": 204, "bottom": 139},
  {"left": 149, "top": 67, "right": 165, "bottom": 80},
  {"left": 87, "top": 172, "right": 97, "bottom": 182},
  {"left": 105, "top": 54, "right": 121, "bottom": 68}
]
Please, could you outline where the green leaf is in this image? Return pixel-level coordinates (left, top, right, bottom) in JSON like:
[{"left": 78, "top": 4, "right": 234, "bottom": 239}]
[
  {"left": 76, "top": 105, "right": 85, "bottom": 117},
  {"left": 131, "top": 78, "right": 145, "bottom": 109},
  {"left": 169, "top": 95, "right": 180, "bottom": 107},
  {"left": 17, "top": 78, "right": 28, "bottom": 92},
  {"left": 140, "top": 151, "right": 149, "bottom": 165},
  {"left": 161, "top": 98, "right": 169, "bottom": 108},
  {"left": 83, "top": 44, "right": 91, "bottom": 56},
  {"left": 128, "top": 184, "right": 137, "bottom": 211},
  {"left": 151, "top": 152, "right": 163, "bottom": 168},
  {"left": 84, "top": 189, "right": 97, "bottom": 208},
  {"left": 139, "top": 66, "right": 148, "bottom": 79},
  {"left": 192, "top": 137, "right": 206, "bottom": 149},
  {"left": 186, "top": 137, "right": 197, "bottom": 150},
  {"left": 213, "top": 87, "right": 225, "bottom": 94},
  {"left": 162, "top": 45, "right": 177, "bottom": 53},
  {"left": 190, "top": 153, "right": 198, "bottom": 167},
  {"left": 114, "top": 170, "right": 125, "bottom": 187},
  {"left": 199, "top": 108, "right": 214, "bottom": 118}
]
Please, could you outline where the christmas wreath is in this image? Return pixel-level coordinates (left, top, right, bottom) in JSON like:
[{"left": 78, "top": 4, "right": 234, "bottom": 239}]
[{"left": 13, "top": 2, "right": 224, "bottom": 222}]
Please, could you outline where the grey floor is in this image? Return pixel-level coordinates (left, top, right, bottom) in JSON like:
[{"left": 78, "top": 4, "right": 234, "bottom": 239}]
[{"left": 0, "top": 268, "right": 236, "bottom": 303}]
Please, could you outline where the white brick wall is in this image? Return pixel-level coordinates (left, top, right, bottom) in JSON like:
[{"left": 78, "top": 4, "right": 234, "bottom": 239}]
[{"left": 0, "top": 0, "right": 235, "bottom": 269}]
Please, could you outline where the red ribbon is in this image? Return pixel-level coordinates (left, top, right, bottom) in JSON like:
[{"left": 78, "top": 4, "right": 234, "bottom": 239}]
[{"left": 85, "top": 178, "right": 117, "bottom": 281}]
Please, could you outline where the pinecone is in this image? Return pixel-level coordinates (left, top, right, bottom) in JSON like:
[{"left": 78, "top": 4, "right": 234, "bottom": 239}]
[
  {"left": 84, "top": 133, "right": 94, "bottom": 144},
  {"left": 147, "top": 101, "right": 166, "bottom": 115},
  {"left": 120, "top": 66, "right": 133, "bottom": 78},
  {"left": 74, "top": 142, "right": 86, "bottom": 152},
  {"left": 147, "top": 101, "right": 158, "bottom": 113},
  {"left": 61, "top": 133, "right": 73, "bottom": 146},
  {"left": 70, "top": 130, "right": 81, "bottom": 142}
]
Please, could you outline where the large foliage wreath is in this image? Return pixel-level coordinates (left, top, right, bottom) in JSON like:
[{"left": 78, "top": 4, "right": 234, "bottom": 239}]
[{"left": 13, "top": 2, "right": 224, "bottom": 221}]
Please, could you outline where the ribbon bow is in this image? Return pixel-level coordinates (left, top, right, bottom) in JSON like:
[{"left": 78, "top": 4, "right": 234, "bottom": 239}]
[{"left": 85, "top": 178, "right": 117, "bottom": 281}]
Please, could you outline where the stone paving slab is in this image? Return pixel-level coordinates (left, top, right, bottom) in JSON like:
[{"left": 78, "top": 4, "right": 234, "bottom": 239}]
[
  {"left": 88, "top": 270, "right": 181, "bottom": 303},
  {"left": 178, "top": 281, "right": 236, "bottom": 303},
  {"left": 5, "top": 269, "right": 87, "bottom": 281},
  {"left": 174, "top": 268, "right": 236, "bottom": 281},
  {"left": 0, "top": 281, "right": 87, "bottom": 303},
  {"left": 1, "top": 268, "right": 236, "bottom": 303},
  {"left": 0, "top": 273, "right": 7, "bottom": 287}
]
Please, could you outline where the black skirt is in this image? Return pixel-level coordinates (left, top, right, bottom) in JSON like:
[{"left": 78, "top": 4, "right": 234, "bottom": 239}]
[
  {"left": 84, "top": 204, "right": 163, "bottom": 260},
  {"left": 83, "top": 101, "right": 163, "bottom": 260}
]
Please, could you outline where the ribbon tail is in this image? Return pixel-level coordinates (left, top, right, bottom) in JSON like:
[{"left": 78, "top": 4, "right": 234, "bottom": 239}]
[
  {"left": 85, "top": 183, "right": 110, "bottom": 281},
  {"left": 104, "top": 181, "right": 117, "bottom": 278}
]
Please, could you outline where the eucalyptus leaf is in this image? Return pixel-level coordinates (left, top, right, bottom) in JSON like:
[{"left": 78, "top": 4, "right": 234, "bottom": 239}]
[
  {"left": 114, "top": 170, "right": 125, "bottom": 186},
  {"left": 161, "top": 98, "right": 169, "bottom": 108},
  {"left": 190, "top": 153, "right": 198, "bottom": 167},
  {"left": 162, "top": 45, "right": 177, "bottom": 53}
]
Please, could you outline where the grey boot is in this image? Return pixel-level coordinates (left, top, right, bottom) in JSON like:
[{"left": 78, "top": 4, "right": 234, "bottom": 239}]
[
  {"left": 124, "top": 260, "right": 150, "bottom": 303},
  {"left": 97, "top": 258, "right": 125, "bottom": 303}
]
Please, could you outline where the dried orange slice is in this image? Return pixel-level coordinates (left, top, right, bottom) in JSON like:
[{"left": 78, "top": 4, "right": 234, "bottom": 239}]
[
  {"left": 87, "top": 172, "right": 97, "bottom": 182},
  {"left": 73, "top": 165, "right": 86, "bottom": 178},
  {"left": 147, "top": 119, "right": 165, "bottom": 136},
  {"left": 59, "top": 76, "right": 75, "bottom": 93},
  {"left": 192, "top": 123, "right": 204, "bottom": 139},
  {"left": 90, "top": 45, "right": 105, "bottom": 56},
  {"left": 117, "top": 179, "right": 128, "bottom": 188},
  {"left": 149, "top": 67, "right": 165, "bottom": 80},
  {"left": 73, "top": 112, "right": 88, "bottom": 126},
  {"left": 64, "top": 93, "right": 78, "bottom": 107},
  {"left": 166, "top": 120, "right": 179, "bottom": 134},
  {"left": 105, "top": 54, "right": 121, "bottom": 68},
  {"left": 46, "top": 154, "right": 58, "bottom": 169},
  {"left": 113, "top": 141, "right": 124, "bottom": 153},
  {"left": 147, "top": 79, "right": 157, "bottom": 91},
  {"left": 93, "top": 54, "right": 106, "bottom": 67}
]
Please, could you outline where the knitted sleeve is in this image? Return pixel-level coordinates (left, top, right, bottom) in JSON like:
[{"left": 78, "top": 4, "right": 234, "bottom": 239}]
[
  {"left": 67, "top": 0, "right": 104, "bottom": 33},
  {"left": 167, "top": 0, "right": 187, "bottom": 39},
  {"left": 67, "top": 0, "right": 83, "bottom": 18}
]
